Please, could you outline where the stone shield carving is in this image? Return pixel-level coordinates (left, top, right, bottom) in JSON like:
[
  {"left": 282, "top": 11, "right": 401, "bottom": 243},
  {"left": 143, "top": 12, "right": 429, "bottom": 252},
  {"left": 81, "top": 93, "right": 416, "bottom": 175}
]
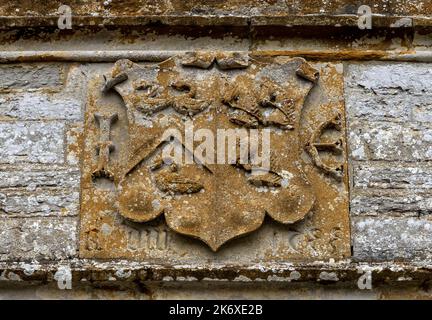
[{"left": 79, "top": 53, "right": 350, "bottom": 259}]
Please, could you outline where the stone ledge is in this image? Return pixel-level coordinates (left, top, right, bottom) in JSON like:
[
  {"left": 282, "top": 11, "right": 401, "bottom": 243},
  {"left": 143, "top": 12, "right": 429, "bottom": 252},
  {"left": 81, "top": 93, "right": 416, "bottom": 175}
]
[
  {"left": 1, "top": 50, "right": 432, "bottom": 64},
  {"left": 1, "top": 260, "right": 432, "bottom": 285}
]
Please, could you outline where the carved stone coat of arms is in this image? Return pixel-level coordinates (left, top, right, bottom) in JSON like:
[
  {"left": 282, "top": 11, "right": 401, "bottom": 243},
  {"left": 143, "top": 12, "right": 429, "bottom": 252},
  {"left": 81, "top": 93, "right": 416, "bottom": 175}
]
[{"left": 79, "top": 52, "right": 350, "bottom": 262}]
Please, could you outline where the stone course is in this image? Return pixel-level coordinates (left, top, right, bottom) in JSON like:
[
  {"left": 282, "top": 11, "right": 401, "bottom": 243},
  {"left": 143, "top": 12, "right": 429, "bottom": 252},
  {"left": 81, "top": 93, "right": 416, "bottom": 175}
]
[
  {"left": 0, "top": 217, "right": 77, "bottom": 261},
  {"left": 346, "top": 62, "right": 432, "bottom": 261},
  {"left": 0, "top": 64, "right": 64, "bottom": 91}
]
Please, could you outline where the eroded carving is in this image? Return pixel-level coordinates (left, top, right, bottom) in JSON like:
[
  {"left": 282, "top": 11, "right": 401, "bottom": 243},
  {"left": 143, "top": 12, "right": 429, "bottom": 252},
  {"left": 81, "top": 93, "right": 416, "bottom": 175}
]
[
  {"left": 92, "top": 112, "right": 118, "bottom": 180},
  {"left": 306, "top": 113, "right": 344, "bottom": 180},
  {"left": 126, "top": 227, "right": 170, "bottom": 251},
  {"left": 222, "top": 78, "right": 297, "bottom": 129},
  {"left": 80, "top": 53, "right": 350, "bottom": 258},
  {"left": 181, "top": 51, "right": 249, "bottom": 69},
  {"left": 296, "top": 61, "right": 320, "bottom": 83},
  {"left": 102, "top": 72, "right": 128, "bottom": 94}
]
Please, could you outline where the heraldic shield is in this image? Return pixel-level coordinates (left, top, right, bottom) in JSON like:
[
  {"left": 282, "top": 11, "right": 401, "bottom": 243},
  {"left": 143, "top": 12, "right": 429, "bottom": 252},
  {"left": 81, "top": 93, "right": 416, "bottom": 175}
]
[{"left": 80, "top": 53, "right": 346, "bottom": 253}]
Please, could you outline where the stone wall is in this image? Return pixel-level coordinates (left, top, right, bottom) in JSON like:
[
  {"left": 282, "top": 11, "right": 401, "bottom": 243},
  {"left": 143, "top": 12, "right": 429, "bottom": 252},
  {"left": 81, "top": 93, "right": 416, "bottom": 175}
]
[
  {"left": 0, "top": 63, "right": 85, "bottom": 262},
  {"left": 0, "top": 1, "right": 432, "bottom": 299},
  {"left": 346, "top": 63, "right": 432, "bottom": 262}
]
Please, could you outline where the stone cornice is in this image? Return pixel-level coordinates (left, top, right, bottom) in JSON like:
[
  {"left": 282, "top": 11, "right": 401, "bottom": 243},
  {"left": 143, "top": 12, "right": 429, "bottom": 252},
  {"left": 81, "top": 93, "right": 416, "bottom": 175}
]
[{"left": 1, "top": 260, "right": 432, "bottom": 285}]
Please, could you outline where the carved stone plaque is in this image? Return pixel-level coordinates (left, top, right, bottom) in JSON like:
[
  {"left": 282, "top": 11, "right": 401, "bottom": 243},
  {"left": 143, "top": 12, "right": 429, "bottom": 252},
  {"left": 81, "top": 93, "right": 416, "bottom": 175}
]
[{"left": 79, "top": 52, "right": 350, "bottom": 263}]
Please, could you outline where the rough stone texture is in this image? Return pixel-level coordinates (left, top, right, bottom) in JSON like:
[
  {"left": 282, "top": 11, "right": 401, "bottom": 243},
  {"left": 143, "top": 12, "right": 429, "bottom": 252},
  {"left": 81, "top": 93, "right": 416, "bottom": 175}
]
[
  {"left": 0, "top": 167, "right": 79, "bottom": 189},
  {"left": 0, "top": 1, "right": 431, "bottom": 20},
  {"left": 0, "top": 64, "right": 64, "bottom": 91},
  {"left": 351, "top": 191, "right": 432, "bottom": 217},
  {"left": 354, "top": 163, "right": 432, "bottom": 190},
  {"left": 349, "top": 121, "right": 432, "bottom": 161},
  {"left": 0, "top": 218, "right": 77, "bottom": 261},
  {"left": 353, "top": 217, "right": 432, "bottom": 261},
  {"left": 0, "top": 93, "right": 81, "bottom": 120},
  {"left": 346, "top": 62, "right": 432, "bottom": 261},
  {"left": 0, "top": 122, "right": 65, "bottom": 164},
  {"left": 345, "top": 90, "right": 432, "bottom": 123},
  {"left": 65, "top": 124, "right": 83, "bottom": 167},
  {"left": 0, "top": 189, "right": 79, "bottom": 217},
  {"left": 0, "top": 63, "right": 82, "bottom": 266},
  {"left": 346, "top": 63, "right": 432, "bottom": 95}
]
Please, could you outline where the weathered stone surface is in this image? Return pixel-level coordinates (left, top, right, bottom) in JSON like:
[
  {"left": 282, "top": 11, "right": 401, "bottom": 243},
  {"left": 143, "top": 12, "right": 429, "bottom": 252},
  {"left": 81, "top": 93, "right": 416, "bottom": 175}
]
[
  {"left": 412, "top": 101, "right": 432, "bottom": 123},
  {"left": 0, "top": 218, "right": 77, "bottom": 261},
  {"left": 0, "top": 64, "right": 64, "bottom": 91},
  {"left": 79, "top": 56, "right": 350, "bottom": 261},
  {"left": 345, "top": 64, "right": 432, "bottom": 137},
  {"left": 0, "top": 165, "right": 80, "bottom": 218},
  {"left": 346, "top": 63, "right": 432, "bottom": 95},
  {"left": 347, "top": 61, "right": 432, "bottom": 225},
  {"left": 346, "top": 64, "right": 432, "bottom": 160},
  {"left": 0, "top": 122, "right": 64, "bottom": 164},
  {"left": 354, "top": 163, "right": 432, "bottom": 189},
  {"left": 353, "top": 217, "right": 432, "bottom": 261},
  {"left": 65, "top": 124, "right": 83, "bottom": 167},
  {"left": 0, "top": 189, "right": 79, "bottom": 217},
  {"left": 346, "top": 89, "right": 432, "bottom": 123},
  {"left": 0, "top": 93, "right": 81, "bottom": 120},
  {"left": 349, "top": 121, "right": 432, "bottom": 161},
  {"left": 0, "top": 1, "right": 430, "bottom": 19},
  {"left": 351, "top": 190, "right": 432, "bottom": 217},
  {"left": 0, "top": 167, "right": 79, "bottom": 189}
]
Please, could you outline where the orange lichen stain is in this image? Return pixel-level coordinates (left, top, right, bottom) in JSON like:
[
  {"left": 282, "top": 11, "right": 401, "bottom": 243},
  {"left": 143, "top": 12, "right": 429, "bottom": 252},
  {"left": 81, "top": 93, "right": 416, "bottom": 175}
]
[{"left": 251, "top": 50, "right": 389, "bottom": 61}]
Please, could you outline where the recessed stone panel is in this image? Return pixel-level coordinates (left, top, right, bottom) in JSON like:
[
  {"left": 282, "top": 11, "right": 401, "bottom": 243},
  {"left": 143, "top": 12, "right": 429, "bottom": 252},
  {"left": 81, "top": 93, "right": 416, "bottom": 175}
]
[{"left": 79, "top": 53, "right": 350, "bottom": 263}]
